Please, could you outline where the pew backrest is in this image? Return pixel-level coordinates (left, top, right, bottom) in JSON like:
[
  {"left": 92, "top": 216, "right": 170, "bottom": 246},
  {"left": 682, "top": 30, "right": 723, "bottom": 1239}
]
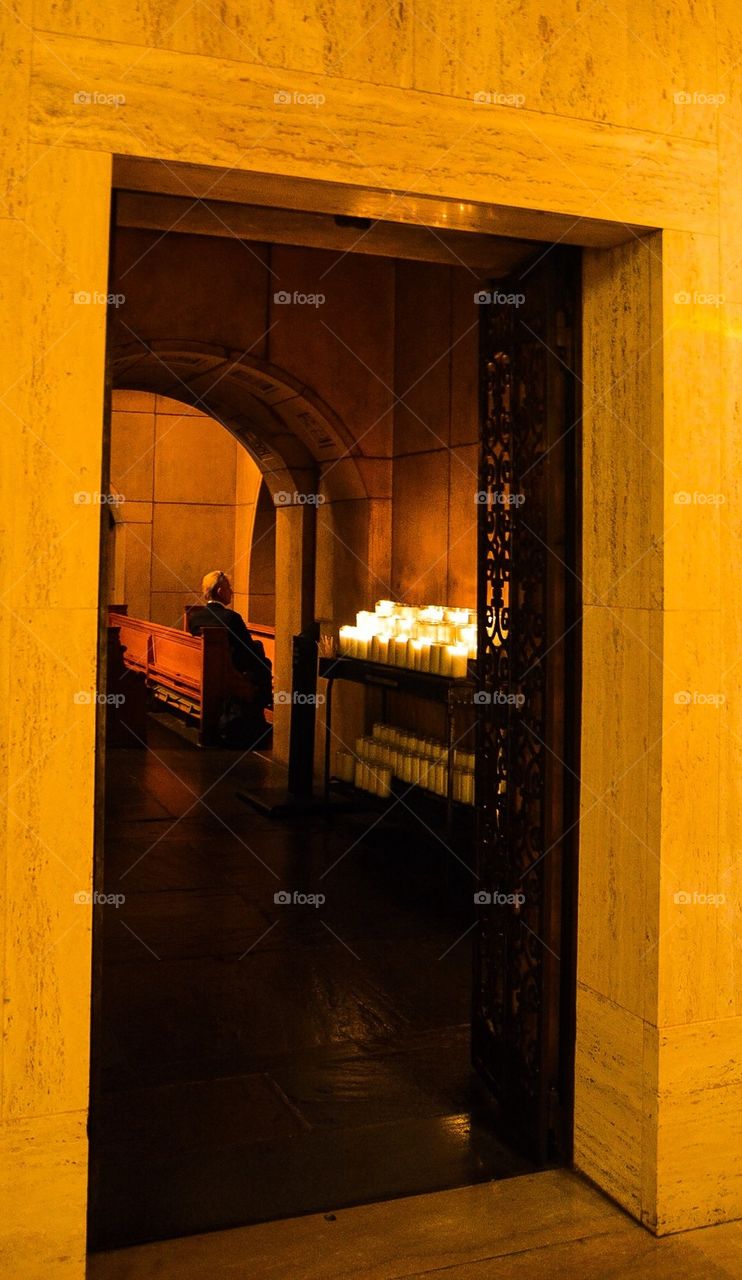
[
  {"left": 109, "top": 609, "right": 232, "bottom": 744},
  {"left": 183, "top": 605, "right": 276, "bottom": 670}
]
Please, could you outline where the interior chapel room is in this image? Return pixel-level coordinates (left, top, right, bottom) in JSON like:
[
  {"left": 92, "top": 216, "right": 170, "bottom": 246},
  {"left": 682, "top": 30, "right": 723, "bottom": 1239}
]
[
  {"left": 92, "top": 210, "right": 565, "bottom": 1246},
  {"left": 3, "top": 6, "right": 741, "bottom": 1277}
]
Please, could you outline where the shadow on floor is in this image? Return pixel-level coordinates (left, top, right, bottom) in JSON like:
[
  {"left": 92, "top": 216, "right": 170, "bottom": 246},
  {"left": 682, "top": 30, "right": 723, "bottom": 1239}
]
[{"left": 89, "top": 720, "right": 530, "bottom": 1249}]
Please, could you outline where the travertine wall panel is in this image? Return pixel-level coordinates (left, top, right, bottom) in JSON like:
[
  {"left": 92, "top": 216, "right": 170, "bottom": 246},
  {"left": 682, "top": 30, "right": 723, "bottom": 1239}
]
[
  {"left": 113, "top": 231, "right": 271, "bottom": 357},
  {"left": 394, "top": 261, "right": 452, "bottom": 454},
  {"left": 573, "top": 984, "right": 647, "bottom": 1219},
  {"left": 0, "top": 1113, "right": 88, "bottom": 1277},
  {"left": 577, "top": 604, "right": 663, "bottom": 1023},
  {"left": 269, "top": 245, "right": 396, "bottom": 461},
  {"left": 3, "top": 2, "right": 742, "bottom": 1270},
  {"left": 109, "top": 407, "right": 155, "bottom": 503},
  {"left": 392, "top": 450, "right": 450, "bottom": 603},
  {"left": 581, "top": 238, "right": 664, "bottom": 611},
  {"left": 28, "top": 34, "right": 716, "bottom": 235},
  {"left": 109, "top": 392, "right": 267, "bottom": 629},
  {"left": 655, "top": 1018, "right": 742, "bottom": 1232},
  {"left": 446, "top": 443, "right": 478, "bottom": 609},
  {"left": 33, "top": 0, "right": 416, "bottom": 86},
  {"left": 0, "top": 139, "right": 110, "bottom": 1275}
]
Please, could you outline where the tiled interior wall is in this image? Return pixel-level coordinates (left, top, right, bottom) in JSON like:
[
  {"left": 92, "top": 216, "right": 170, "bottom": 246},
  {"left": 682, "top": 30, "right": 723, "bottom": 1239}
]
[{"left": 109, "top": 390, "right": 270, "bottom": 627}]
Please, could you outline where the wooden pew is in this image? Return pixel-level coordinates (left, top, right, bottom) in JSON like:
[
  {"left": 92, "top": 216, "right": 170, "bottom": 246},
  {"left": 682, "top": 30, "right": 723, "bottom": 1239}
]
[
  {"left": 183, "top": 606, "right": 275, "bottom": 725},
  {"left": 182, "top": 606, "right": 275, "bottom": 668},
  {"left": 106, "top": 621, "right": 149, "bottom": 747},
  {"left": 108, "top": 606, "right": 250, "bottom": 746}
]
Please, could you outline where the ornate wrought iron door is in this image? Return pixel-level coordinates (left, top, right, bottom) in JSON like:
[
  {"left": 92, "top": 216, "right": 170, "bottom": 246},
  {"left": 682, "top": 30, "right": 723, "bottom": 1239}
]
[{"left": 473, "top": 248, "right": 580, "bottom": 1164}]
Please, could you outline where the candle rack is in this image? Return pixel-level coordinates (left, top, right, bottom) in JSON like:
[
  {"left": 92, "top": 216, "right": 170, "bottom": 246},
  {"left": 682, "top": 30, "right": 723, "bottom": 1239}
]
[{"left": 318, "top": 654, "right": 476, "bottom": 836}]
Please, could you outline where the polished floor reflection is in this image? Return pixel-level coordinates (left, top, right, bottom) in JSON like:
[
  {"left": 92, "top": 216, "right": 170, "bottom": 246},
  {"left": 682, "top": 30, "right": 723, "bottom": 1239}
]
[
  {"left": 89, "top": 1172, "right": 742, "bottom": 1280},
  {"left": 89, "top": 721, "right": 529, "bottom": 1249}
]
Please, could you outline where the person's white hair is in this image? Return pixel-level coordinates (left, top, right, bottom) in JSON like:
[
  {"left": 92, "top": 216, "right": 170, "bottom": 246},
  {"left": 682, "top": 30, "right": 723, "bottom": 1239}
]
[{"left": 202, "top": 570, "right": 227, "bottom": 601}]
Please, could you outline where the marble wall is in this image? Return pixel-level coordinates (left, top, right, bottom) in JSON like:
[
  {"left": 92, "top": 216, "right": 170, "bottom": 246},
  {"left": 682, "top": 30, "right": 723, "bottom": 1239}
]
[
  {"left": 109, "top": 390, "right": 267, "bottom": 627},
  {"left": 1, "top": 2, "right": 741, "bottom": 1273}
]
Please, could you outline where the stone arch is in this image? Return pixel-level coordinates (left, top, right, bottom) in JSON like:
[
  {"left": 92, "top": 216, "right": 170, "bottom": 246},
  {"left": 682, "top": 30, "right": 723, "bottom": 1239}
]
[
  {"left": 110, "top": 341, "right": 369, "bottom": 761},
  {"left": 111, "top": 339, "right": 368, "bottom": 501}
]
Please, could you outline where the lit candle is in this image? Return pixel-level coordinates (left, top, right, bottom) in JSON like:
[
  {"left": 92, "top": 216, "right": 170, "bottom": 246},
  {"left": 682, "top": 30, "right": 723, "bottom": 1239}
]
[
  {"left": 376, "top": 633, "right": 391, "bottom": 664},
  {"left": 392, "top": 636, "right": 409, "bottom": 668},
  {"left": 461, "top": 625, "right": 477, "bottom": 657},
  {"left": 438, "top": 645, "right": 452, "bottom": 677},
  {"left": 338, "top": 625, "right": 354, "bottom": 656},
  {"left": 357, "top": 610, "right": 383, "bottom": 635},
  {"left": 447, "top": 608, "right": 469, "bottom": 628},
  {"left": 375, "top": 599, "right": 395, "bottom": 618},
  {"left": 375, "top": 765, "right": 392, "bottom": 798},
  {"left": 409, "top": 638, "right": 425, "bottom": 670},
  {"left": 448, "top": 644, "right": 468, "bottom": 678}
]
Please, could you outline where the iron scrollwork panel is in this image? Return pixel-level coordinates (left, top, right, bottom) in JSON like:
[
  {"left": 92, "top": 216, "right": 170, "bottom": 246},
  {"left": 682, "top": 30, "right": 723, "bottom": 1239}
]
[{"left": 474, "top": 257, "right": 577, "bottom": 1163}]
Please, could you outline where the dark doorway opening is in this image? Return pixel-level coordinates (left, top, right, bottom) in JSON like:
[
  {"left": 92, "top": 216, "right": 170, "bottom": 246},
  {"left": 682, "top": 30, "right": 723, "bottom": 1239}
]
[{"left": 88, "top": 197, "right": 580, "bottom": 1250}]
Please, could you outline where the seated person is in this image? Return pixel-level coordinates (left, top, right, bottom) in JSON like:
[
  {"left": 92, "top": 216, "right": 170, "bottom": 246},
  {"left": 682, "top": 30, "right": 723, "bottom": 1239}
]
[{"left": 188, "top": 570, "right": 272, "bottom": 745}]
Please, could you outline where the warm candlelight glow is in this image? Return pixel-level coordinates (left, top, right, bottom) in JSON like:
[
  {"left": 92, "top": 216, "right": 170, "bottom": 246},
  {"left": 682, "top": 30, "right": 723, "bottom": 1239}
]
[{"left": 338, "top": 600, "right": 478, "bottom": 674}]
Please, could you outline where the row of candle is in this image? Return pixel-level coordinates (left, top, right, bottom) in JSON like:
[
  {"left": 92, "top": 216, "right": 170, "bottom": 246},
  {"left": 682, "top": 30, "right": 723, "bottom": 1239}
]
[
  {"left": 369, "top": 724, "right": 476, "bottom": 777},
  {"left": 358, "top": 607, "right": 476, "bottom": 649},
  {"left": 368, "top": 723, "right": 445, "bottom": 759},
  {"left": 354, "top": 759, "right": 392, "bottom": 797},
  {"left": 371, "top": 724, "right": 477, "bottom": 772},
  {"left": 338, "top": 746, "right": 477, "bottom": 803},
  {"left": 336, "top": 599, "right": 478, "bottom": 675},
  {"left": 338, "top": 630, "right": 470, "bottom": 676},
  {"left": 335, "top": 724, "right": 476, "bottom": 806}
]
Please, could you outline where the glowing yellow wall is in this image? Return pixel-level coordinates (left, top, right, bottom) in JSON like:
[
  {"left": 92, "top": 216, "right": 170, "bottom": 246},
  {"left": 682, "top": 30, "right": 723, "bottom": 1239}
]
[
  {"left": 108, "top": 390, "right": 263, "bottom": 626},
  {"left": 1, "top": 2, "right": 741, "bottom": 1273}
]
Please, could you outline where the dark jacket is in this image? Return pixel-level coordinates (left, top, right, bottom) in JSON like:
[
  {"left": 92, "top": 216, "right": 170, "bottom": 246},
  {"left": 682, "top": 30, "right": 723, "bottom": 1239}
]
[{"left": 188, "top": 603, "right": 272, "bottom": 705}]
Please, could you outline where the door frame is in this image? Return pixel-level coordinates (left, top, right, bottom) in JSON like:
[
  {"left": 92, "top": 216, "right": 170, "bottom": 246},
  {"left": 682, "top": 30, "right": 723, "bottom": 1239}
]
[{"left": 93, "top": 160, "right": 661, "bottom": 1198}]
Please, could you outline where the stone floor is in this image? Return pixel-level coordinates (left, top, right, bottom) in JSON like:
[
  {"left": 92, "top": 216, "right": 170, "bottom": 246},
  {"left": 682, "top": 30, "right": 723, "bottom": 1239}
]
[
  {"left": 89, "top": 1170, "right": 742, "bottom": 1279},
  {"left": 89, "top": 719, "right": 527, "bottom": 1250}
]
